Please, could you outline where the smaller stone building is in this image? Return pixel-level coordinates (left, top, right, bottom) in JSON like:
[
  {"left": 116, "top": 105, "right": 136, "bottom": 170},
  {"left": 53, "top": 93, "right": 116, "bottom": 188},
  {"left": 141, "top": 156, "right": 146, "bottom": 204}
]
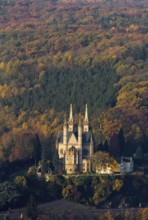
[{"left": 118, "top": 156, "right": 133, "bottom": 173}]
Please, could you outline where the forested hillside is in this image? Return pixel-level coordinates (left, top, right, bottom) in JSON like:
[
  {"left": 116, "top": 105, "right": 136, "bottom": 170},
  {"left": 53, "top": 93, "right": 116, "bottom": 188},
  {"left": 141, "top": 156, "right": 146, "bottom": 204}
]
[{"left": 0, "top": 0, "right": 147, "bottom": 161}]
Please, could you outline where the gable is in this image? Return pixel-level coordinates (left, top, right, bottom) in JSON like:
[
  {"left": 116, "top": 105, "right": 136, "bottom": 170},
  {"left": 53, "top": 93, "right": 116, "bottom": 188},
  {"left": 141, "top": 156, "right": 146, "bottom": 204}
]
[{"left": 68, "top": 133, "right": 78, "bottom": 145}]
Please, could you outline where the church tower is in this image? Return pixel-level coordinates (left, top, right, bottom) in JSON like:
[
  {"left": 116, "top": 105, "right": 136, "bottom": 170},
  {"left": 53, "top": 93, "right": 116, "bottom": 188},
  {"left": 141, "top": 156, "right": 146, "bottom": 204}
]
[
  {"left": 83, "top": 104, "right": 89, "bottom": 132},
  {"left": 90, "top": 134, "right": 94, "bottom": 156},
  {"left": 63, "top": 115, "right": 67, "bottom": 146},
  {"left": 68, "top": 104, "right": 74, "bottom": 132},
  {"left": 78, "top": 120, "right": 82, "bottom": 171}
]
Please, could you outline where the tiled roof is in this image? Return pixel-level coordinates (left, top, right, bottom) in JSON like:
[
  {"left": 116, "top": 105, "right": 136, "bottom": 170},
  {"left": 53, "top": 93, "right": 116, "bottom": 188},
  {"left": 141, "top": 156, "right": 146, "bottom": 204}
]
[
  {"left": 57, "top": 131, "right": 92, "bottom": 144},
  {"left": 116, "top": 157, "right": 133, "bottom": 163}
]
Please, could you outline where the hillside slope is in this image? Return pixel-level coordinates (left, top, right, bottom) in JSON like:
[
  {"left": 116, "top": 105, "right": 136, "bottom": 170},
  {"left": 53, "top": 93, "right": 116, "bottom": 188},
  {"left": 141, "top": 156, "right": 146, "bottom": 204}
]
[{"left": 0, "top": 0, "right": 147, "bottom": 159}]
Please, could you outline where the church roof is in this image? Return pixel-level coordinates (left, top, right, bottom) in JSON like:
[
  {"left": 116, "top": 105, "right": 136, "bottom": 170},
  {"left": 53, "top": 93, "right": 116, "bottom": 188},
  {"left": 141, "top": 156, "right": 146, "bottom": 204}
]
[
  {"left": 116, "top": 157, "right": 133, "bottom": 163},
  {"left": 57, "top": 131, "right": 92, "bottom": 144}
]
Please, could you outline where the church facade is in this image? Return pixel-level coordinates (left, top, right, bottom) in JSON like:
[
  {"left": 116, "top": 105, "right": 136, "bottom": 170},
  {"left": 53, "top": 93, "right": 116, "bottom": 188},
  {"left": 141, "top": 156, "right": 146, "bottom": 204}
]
[{"left": 56, "top": 104, "right": 94, "bottom": 174}]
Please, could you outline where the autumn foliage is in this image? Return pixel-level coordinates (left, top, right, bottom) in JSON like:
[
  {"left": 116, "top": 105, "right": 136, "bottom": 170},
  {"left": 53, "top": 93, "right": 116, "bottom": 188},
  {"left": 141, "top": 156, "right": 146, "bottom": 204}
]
[{"left": 0, "top": 0, "right": 147, "bottom": 161}]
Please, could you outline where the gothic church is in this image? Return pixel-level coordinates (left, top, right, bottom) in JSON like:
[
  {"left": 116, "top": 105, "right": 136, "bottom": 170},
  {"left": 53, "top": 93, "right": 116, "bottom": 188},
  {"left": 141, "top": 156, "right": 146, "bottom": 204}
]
[{"left": 56, "top": 104, "right": 94, "bottom": 174}]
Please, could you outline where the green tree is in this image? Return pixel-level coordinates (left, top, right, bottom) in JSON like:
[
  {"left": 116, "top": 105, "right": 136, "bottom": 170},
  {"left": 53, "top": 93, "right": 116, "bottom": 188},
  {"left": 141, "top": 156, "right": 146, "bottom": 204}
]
[
  {"left": 62, "top": 184, "right": 79, "bottom": 201},
  {"left": 104, "top": 140, "right": 109, "bottom": 152},
  {"left": 112, "top": 179, "right": 123, "bottom": 191},
  {"left": 91, "top": 151, "right": 118, "bottom": 173},
  {"left": 109, "top": 133, "right": 120, "bottom": 158},
  {"left": 134, "top": 146, "right": 143, "bottom": 161},
  {"left": 14, "top": 176, "right": 27, "bottom": 188},
  {"left": 106, "top": 211, "right": 114, "bottom": 220},
  {"left": 118, "top": 128, "right": 125, "bottom": 156},
  {"left": 0, "top": 182, "right": 19, "bottom": 210},
  {"left": 141, "top": 208, "right": 148, "bottom": 220},
  {"left": 93, "top": 180, "right": 112, "bottom": 206}
]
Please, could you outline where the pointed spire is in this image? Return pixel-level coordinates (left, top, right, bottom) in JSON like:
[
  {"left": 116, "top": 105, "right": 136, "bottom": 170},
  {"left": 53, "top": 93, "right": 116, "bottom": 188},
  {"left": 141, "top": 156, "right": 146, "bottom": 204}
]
[
  {"left": 69, "top": 104, "right": 73, "bottom": 122},
  {"left": 68, "top": 104, "right": 74, "bottom": 132},
  {"left": 83, "top": 104, "right": 89, "bottom": 132},
  {"left": 84, "top": 104, "right": 88, "bottom": 122},
  {"left": 90, "top": 134, "right": 94, "bottom": 155},
  {"left": 63, "top": 114, "right": 67, "bottom": 145}
]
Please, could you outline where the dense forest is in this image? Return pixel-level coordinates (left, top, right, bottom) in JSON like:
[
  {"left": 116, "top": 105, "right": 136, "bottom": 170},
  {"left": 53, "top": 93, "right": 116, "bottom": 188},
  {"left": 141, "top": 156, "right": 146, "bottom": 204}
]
[
  {"left": 0, "top": 0, "right": 147, "bottom": 216},
  {"left": 0, "top": 0, "right": 147, "bottom": 162},
  {"left": 0, "top": 172, "right": 148, "bottom": 211}
]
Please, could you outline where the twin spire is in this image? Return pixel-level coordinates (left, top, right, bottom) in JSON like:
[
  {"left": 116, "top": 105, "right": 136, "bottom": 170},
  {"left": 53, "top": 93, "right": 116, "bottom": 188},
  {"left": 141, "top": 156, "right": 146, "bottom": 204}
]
[
  {"left": 69, "top": 104, "right": 73, "bottom": 122},
  {"left": 69, "top": 104, "right": 88, "bottom": 121},
  {"left": 83, "top": 104, "right": 89, "bottom": 132},
  {"left": 67, "top": 104, "right": 89, "bottom": 132},
  {"left": 84, "top": 104, "right": 88, "bottom": 122}
]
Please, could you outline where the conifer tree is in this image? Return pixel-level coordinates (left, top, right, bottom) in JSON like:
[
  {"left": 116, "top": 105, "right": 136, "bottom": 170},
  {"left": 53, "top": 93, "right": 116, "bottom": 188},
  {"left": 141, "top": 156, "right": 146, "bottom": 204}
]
[
  {"left": 118, "top": 128, "right": 125, "bottom": 156},
  {"left": 104, "top": 140, "right": 109, "bottom": 152},
  {"left": 134, "top": 146, "right": 143, "bottom": 161}
]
